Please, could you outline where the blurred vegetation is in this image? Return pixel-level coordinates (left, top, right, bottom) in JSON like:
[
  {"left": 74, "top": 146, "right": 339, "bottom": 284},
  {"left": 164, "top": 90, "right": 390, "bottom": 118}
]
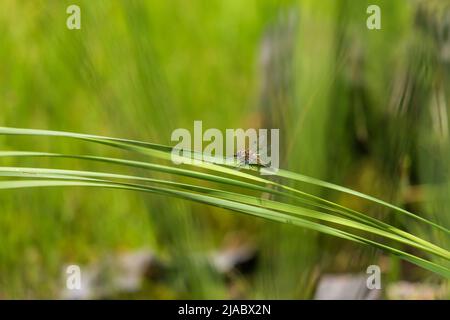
[{"left": 0, "top": 0, "right": 449, "bottom": 299}]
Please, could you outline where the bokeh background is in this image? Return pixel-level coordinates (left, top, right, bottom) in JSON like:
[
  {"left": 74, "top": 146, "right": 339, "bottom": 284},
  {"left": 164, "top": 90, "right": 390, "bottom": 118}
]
[{"left": 0, "top": 0, "right": 449, "bottom": 299}]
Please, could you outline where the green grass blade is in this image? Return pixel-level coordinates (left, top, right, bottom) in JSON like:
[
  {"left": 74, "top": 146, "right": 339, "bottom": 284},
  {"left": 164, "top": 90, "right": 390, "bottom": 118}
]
[
  {"left": 1, "top": 150, "right": 446, "bottom": 256},
  {"left": 1, "top": 126, "right": 446, "bottom": 234},
  {"left": 0, "top": 178, "right": 448, "bottom": 278},
  {"left": 1, "top": 166, "right": 448, "bottom": 260}
]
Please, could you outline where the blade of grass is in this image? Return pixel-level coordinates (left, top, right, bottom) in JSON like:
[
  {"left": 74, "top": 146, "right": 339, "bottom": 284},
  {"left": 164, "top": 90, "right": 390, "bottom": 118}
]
[
  {"left": 0, "top": 166, "right": 448, "bottom": 260},
  {"left": 0, "top": 178, "right": 448, "bottom": 278},
  {"left": 0, "top": 126, "right": 447, "bottom": 234},
  {"left": 0, "top": 150, "right": 446, "bottom": 256}
]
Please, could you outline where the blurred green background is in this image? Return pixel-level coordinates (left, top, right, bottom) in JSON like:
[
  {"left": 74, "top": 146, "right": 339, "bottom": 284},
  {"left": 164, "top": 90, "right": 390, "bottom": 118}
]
[{"left": 0, "top": 0, "right": 449, "bottom": 299}]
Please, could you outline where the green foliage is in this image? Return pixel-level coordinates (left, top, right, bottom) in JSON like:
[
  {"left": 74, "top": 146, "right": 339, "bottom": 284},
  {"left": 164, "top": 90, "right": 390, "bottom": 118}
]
[{"left": 0, "top": 0, "right": 449, "bottom": 298}]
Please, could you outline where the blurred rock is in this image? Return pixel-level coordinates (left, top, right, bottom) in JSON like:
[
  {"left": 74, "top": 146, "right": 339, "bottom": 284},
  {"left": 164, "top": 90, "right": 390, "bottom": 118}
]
[
  {"left": 114, "top": 250, "right": 162, "bottom": 292},
  {"left": 386, "top": 281, "right": 448, "bottom": 300},
  {"left": 211, "top": 244, "right": 257, "bottom": 275},
  {"left": 314, "top": 274, "right": 381, "bottom": 300},
  {"left": 61, "top": 249, "right": 165, "bottom": 299},
  {"left": 60, "top": 263, "right": 101, "bottom": 300}
]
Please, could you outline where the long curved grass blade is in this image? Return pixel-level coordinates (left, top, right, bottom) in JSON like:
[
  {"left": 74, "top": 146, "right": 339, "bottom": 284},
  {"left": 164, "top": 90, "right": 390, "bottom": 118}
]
[
  {"left": 0, "top": 151, "right": 446, "bottom": 256},
  {"left": 0, "top": 151, "right": 391, "bottom": 230},
  {"left": 1, "top": 166, "right": 449, "bottom": 260},
  {"left": 0, "top": 126, "right": 447, "bottom": 234},
  {"left": 274, "top": 169, "right": 449, "bottom": 233},
  {"left": 0, "top": 178, "right": 448, "bottom": 278}
]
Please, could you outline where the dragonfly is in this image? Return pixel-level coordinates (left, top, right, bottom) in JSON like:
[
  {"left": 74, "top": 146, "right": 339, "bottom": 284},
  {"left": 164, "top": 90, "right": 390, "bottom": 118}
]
[
  {"left": 231, "top": 138, "right": 271, "bottom": 170},
  {"left": 233, "top": 149, "right": 269, "bottom": 168}
]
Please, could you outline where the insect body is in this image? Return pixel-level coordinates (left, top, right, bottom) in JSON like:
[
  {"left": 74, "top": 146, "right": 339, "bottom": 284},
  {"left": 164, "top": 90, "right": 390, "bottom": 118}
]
[{"left": 234, "top": 149, "right": 269, "bottom": 168}]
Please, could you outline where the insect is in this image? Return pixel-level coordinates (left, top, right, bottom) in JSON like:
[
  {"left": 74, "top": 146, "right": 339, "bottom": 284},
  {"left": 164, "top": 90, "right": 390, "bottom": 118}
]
[
  {"left": 234, "top": 149, "right": 269, "bottom": 168},
  {"left": 216, "top": 136, "right": 272, "bottom": 171},
  {"left": 232, "top": 135, "right": 273, "bottom": 171}
]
